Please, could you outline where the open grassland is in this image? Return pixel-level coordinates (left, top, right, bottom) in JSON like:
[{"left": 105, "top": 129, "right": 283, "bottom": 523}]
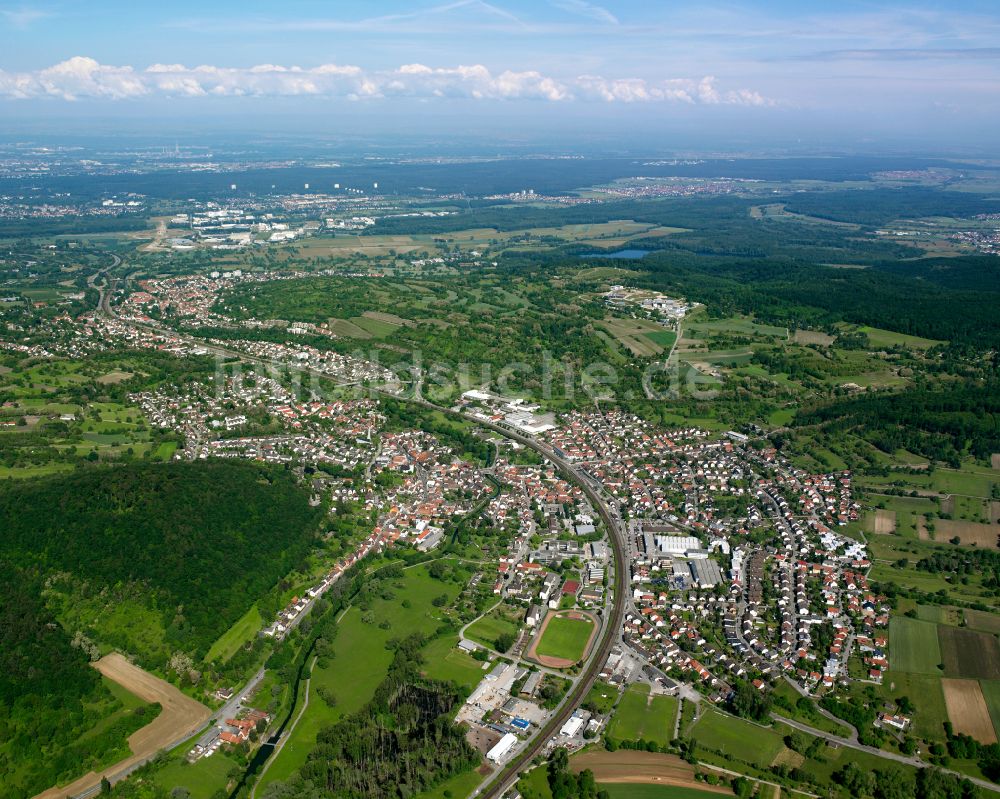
[
  {"left": 571, "top": 750, "right": 730, "bottom": 795},
  {"left": 979, "top": 680, "right": 1000, "bottom": 738},
  {"left": 257, "top": 563, "right": 464, "bottom": 790},
  {"left": 690, "top": 709, "right": 785, "bottom": 766},
  {"left": 868, "top": 535, "right": 997, "bottom": 609},
  {"left": 205, "top": 604, "right": 263, "bottom": 664},
  {"left": 854, "top": 325, "right": 943, "bottom": 349},
  {"left": 859, "top": 463, "right": 998, "bottom": 499},
  {"left": 881, "top": 671, "right": 948, "bottom": 741},
  {"left": 890, "top": 616, "right": 943, "bottom": 675},
  {"left": 287, "top": 220, "right": 683, "bottom": 258},
  {"left": 419, "top": 635, "right": 489, "bottom": 694},
  {"left": 942, "top": 678, "right": 997, "bottom": 743},
  {"left": 686, "top": 317, "right": 788, "bottom": 339},
  {"left": 939, "top": 625, "right": 1000, "bottom": 680},
  {"left": 464, "top": 603, "right": 523, "bottom": 649},
  {"left": 606, "top": 684, "right": 677, "bottom": 746},
  {"left": 411, "top": 767, "right": 486, "bottom": 799},
  {"left": 148, "top": 749, "right": 241, "bottom": 799},
  {"left": 584, "top": 680, "right": 620, "bottom": 715}
]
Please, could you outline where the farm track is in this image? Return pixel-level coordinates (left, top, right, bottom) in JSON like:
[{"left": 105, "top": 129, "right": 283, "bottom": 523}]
[{"left": 34, "top": 654, "right": 211, "bottom": 799}]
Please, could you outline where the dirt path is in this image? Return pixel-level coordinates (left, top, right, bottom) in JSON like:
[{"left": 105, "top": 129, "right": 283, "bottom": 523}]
[{"left": 34, "top": 653, "right": 211, "bottom": 799}]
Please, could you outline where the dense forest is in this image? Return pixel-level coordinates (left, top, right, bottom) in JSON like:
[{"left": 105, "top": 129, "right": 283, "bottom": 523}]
[
  {"left": 262, "top": 635, "right": 480, "bottom": 799},
  {"left": 784, "top": 187, "right": 1000, "bottom": 226},
  {"left": 0, "top": 563, "right": 157, "bottom": 799},
  {"left": 626, "top": 253, "right": 1000, "bottom": 348},
  {"left": 0, "top": 461, "right": 322, "bottom": 659},
  {"left": 795, "top": 381, "right": 1000, "bottom": 464}
]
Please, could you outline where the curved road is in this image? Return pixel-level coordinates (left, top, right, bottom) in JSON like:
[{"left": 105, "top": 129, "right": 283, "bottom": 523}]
[
  {"left": 93, "top": 269, "right": 630, "bottom": 799},
  {"left": 98, "top": 268, "right": 1000, "bottom": 798}
]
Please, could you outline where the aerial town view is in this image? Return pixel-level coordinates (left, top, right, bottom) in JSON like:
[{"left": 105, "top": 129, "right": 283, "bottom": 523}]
[{"left": 2, "top": 3, "right": 1000, "bottom": 799}]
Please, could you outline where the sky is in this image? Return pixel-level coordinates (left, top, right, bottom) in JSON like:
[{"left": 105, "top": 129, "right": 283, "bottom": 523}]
[{"left": 1, "top": 0, "right": 999, "bottom": 152}]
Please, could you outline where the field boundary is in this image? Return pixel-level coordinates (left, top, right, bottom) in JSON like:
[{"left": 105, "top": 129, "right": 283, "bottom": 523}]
[{"left": 34, "top": 653, "right": 212, "bottom": 799}]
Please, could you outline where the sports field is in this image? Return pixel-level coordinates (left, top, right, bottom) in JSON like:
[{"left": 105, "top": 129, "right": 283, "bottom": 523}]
[
  {"left": 889, "top": 616, "right": 942, "bottom": 674},
  {"left": 606, "top": 684, "right": 677, "bottom": 746},
  {"left": 530, "top": 610, "right": 598, "bottom": 667}
]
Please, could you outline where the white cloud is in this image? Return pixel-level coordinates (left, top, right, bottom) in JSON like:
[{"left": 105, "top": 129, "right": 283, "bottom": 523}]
[
  {"left": 0, "top": 57, "right": 772, "bottom": 106},
  {"left": 551, "top": 1, "right": 618, "bottom": 25},
  {"left": 1, "top": 7, "right": 52, "bottom": 29}
]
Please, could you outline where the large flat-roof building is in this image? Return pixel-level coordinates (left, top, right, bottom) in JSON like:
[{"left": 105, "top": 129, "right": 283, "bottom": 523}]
[{"left": 486, "top": 732, "right": 519, "bottom": 763}]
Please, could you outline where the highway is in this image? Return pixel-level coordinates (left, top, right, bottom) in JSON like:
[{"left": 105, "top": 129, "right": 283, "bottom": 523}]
[
  {"left": 92, "top": 256, "right": 629, "bottom": 799},
  {"left": 90, "top": 257, "right": 1000, "bottom": 798}
]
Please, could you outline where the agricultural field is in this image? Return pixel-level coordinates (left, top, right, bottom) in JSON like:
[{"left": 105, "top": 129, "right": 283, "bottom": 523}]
[
  {"left": 599, "top": 316, "right": 675, "bottom": 357},
  {"left": 936, "top": 519, "right": 999, "bottom": 548},
  {"left": 938, "top": 625, "right": 1000, "bottom": 680},
  {"left": 605, "top": 684, "right": 677, "bottom": 746},
  {"left": 965, "top": 610, "right": 1000, "bottom": 635},
  {"left": 942, "top": 678, "right": 997, "bottom": 744},
  {"left": 869, "top": 509, "right": 897, "bottom": 535},
  {"left": 570, "top": 750, "right": 730, "bottom": 795},
  {"left": 889, "top": 617, "right": 942, "bottom": 675},
  {"left": 598, "top": 786, "right": 731, "bottom": 799},
  {"left": 915, "top": 605, "right": 963, "bottom": 626}
]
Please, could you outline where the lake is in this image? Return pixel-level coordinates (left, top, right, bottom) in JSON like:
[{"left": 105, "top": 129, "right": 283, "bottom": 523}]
[{"left": 583, "top": 249, "right": 650, "bottom": 260}]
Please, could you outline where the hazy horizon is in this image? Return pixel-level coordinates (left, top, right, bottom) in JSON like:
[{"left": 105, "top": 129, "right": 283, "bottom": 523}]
[{"left": 2, "top": 0, "right": 999, "bottom": 153}]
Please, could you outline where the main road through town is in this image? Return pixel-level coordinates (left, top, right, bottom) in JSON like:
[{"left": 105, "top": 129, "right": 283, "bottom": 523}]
[
  {"left": 93, "top": 257, "right": 1000, "bottom": 798},
  {"left": 93, "top": 256, "right": 630, "bottom": 799}
]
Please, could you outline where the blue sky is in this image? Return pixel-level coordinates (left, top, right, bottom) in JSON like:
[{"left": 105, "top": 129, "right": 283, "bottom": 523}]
[{"left": 1, "top": 1, "right": 999, "bottom": 149}]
